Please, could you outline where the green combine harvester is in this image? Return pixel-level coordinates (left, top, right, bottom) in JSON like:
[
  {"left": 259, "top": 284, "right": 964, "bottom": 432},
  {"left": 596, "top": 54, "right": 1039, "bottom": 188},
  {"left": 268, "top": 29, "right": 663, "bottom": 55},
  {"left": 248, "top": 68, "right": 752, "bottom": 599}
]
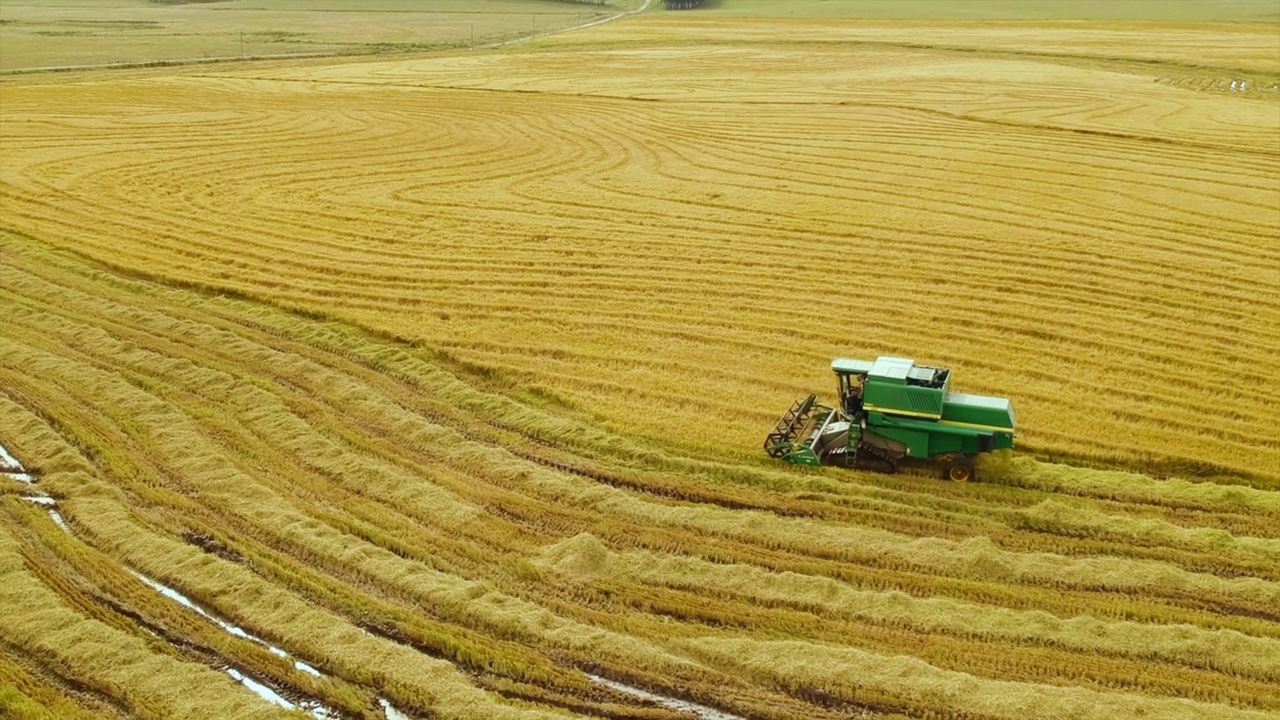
[{"left": 765, "top": 357, "right": 1015, "bottom": 481}]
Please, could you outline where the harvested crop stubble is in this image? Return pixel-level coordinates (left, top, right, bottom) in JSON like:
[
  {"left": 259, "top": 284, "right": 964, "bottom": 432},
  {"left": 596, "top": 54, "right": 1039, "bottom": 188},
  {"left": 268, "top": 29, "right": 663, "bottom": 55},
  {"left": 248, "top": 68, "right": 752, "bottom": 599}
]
[
  {"left": 538, "top": 534, "right": 1280, "bottom": 682},
  {"left": 2, "top": 9, "right": 1280, "bottom": 719},
  {"left": 0, "top": 508, "right": 287, "bottom": 720},
  {"left": 3, "top": 228, "right": 1280, "bottom": 717},
  {"left": 679, "top": 638, "right": 1276, "bottom": 720}
]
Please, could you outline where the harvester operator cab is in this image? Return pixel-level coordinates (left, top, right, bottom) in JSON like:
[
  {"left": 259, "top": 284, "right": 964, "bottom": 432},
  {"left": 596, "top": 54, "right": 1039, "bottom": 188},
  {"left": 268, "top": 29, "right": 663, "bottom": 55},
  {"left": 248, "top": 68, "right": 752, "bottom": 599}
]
[
  {"left": 832, "top": 358, "right": 875, "bottom": 417},
  {"left": 838, "top": 372, "right": 865, "bottom": 416}
]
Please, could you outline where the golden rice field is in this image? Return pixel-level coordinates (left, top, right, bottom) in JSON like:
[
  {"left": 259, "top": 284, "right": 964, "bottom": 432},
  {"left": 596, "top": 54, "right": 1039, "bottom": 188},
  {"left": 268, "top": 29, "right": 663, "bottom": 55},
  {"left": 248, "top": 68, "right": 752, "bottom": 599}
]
[
  {"left": 0, "top": 0, "right": 634, "bottom": 72},
  {"left": 2, "top": 5, "right": 1280, "bottom": 719}
]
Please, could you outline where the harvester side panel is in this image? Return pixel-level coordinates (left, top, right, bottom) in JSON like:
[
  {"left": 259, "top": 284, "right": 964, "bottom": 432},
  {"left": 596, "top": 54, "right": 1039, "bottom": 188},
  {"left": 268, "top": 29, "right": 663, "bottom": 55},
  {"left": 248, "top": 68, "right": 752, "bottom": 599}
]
[
  {"left": 870, "top": 413, "right": 1011, "bottom": 457},
  {"left": 862, "top": 357, "right": 949, "bottom": 418},
  {"left": 941, "top": 392, "right": 1015, "bottom": 429}
]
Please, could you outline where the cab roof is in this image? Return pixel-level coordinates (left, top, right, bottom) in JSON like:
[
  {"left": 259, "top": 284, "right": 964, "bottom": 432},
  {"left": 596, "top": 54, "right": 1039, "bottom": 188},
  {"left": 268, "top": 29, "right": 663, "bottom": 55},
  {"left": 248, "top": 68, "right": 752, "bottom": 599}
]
[
  {"left": 833, "top": 356, "right": 952, "bottom": 386},
  {"left": 869, "top": 356, "right": 914, "bottom": 381},
  {"left": 832, "top": 356, "right": 919, "bottom": 379},
  {"left": 831, "top": 358, "right": 875, "bottom": 375}
]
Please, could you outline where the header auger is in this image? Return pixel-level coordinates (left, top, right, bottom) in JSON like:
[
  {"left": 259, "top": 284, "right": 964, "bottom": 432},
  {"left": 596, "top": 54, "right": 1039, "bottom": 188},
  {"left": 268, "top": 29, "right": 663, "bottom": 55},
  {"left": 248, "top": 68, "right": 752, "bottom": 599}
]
[{"left": 765, "top": 357, "right": 1015, "bottom": 481}]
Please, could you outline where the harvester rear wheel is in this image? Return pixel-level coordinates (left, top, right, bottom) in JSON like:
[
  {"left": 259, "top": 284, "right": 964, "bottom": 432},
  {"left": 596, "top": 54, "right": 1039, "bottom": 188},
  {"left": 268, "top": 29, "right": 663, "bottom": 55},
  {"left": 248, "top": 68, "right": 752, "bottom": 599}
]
[{"left": 944, "top": 457, "right": 974, "bottom": 482}]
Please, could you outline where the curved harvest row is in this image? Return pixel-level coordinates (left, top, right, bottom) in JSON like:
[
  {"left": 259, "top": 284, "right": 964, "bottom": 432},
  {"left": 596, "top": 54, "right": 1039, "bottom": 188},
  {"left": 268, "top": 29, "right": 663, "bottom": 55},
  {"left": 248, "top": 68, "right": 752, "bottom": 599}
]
[
  {"left": 1, "top": 18, "right": 1277, "bottom": 480},
  {"left": 3, "top": 230, "right": 1280, "bottom": 718},
  {"left": 1, "top": 14, "right": 1279, "bottom": 719}
]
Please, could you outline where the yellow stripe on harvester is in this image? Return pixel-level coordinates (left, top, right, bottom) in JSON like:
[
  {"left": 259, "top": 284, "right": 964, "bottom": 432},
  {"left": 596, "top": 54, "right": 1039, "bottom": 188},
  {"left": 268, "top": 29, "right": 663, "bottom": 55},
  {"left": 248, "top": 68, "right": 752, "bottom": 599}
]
[
  {"left": 863, "top": 404, "right": 940, "bottom": 420},
  {"left": 936, "top": 419, "right": 1015, "bottom": 435},
  {"left": 866, "top": 405, "right": 1013, "bottom": 435}
]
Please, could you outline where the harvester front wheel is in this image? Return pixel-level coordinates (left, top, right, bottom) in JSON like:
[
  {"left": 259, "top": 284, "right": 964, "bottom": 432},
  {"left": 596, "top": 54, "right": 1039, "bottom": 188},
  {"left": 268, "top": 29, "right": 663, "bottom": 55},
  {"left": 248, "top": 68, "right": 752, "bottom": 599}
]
[{"left": 944, "top": 457, "right": 974, "bottom": 482}]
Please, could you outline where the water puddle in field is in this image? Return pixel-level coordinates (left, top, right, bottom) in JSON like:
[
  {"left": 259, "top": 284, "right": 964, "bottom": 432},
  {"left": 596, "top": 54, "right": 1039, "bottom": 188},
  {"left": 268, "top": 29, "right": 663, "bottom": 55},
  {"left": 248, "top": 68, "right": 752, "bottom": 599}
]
[
  {"left": 0, "top": 450, "right": 342, "bottom": 718},
  {"left": 131, "top": 573, "right": 319, "bottom": 675},
  {"left": 1, "top": 441, "right": 37, "bottom": 484},
  {"left": 6, "top": 436, "right": 415, "bottom": 720},
  {"left": 0, "top": 441, "right": 23, "bottom": 469},
  {"left": 21, "top": 496, "right": 70, "bottom": 531},
  {"left": 225, "top": 668, "right": 298, "bottom": 712},
  {"left": 6, "top": 438, "right": 68, "bottom": 534},
  {"left": 379, "top": 698, "right": 414, "bottom": 720},
  {"left": 19, "top": 501, "right": 403, "bottom": 720},
  {"left": 130, "top": 571, "right": 338, "bottom": 718},
  {"left": 587, "top": 674, "right": 744, "bottom": 720}
]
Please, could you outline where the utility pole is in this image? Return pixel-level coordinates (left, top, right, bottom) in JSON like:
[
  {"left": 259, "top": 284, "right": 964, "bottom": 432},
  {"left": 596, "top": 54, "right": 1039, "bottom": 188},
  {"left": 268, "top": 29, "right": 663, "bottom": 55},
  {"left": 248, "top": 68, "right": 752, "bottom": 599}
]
[
  {"left": 239, "top": 31, "right": 244, "bottom": 58},
  {"left": 470, "top": 23, "right": 474, "bottom": 47}
]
